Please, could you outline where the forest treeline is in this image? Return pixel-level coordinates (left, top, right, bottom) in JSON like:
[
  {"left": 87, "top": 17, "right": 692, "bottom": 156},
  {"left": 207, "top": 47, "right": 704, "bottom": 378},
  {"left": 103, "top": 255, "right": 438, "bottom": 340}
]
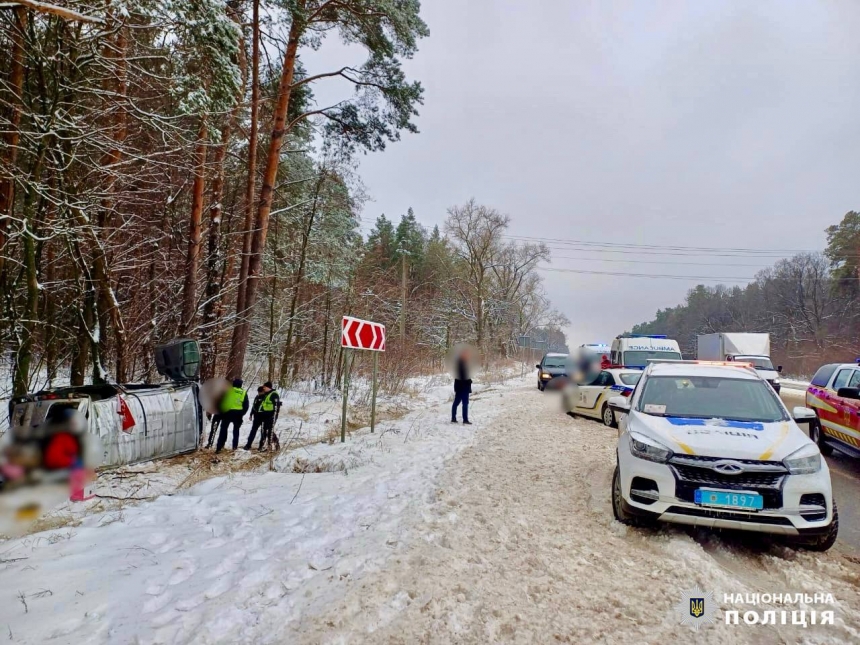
[
  {"left": 0, "top": 1, "right": 566, "bottom": 396},
  {"left": 630, "top": 212, "right": 860, "bottom": 376}
]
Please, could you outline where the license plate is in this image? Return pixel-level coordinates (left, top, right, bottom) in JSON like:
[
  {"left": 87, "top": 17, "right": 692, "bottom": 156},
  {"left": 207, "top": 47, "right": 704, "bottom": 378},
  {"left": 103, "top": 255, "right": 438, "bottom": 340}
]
[{"left": 694, "top": 489, "right": 763, "bottom": 510}]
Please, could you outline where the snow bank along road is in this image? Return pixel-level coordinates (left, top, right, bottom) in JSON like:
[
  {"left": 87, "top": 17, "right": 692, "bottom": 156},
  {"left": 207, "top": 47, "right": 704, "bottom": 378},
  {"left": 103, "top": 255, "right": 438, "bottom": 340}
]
[{"left": 3, "top": 377, "right": 860, "bottom": 643}]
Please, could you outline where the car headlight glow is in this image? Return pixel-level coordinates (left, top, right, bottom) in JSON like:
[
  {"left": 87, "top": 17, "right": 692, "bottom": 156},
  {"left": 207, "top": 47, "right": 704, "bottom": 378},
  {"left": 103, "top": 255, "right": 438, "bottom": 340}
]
[
  {"left": 773, "top": 379, "right": 780, "bottom": 385},
  {"left": 783, "top": 444, "right": 821, "bottom": 475},
  {"left": 628, "top": 431, "right": 673, "bottom": 463},
  {"left": 541, "top": 372, "right": 551, "bottom": 379}
]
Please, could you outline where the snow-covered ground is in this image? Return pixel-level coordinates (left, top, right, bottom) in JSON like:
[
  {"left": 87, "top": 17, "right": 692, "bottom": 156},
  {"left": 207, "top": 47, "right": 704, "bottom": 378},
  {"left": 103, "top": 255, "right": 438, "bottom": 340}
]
[
  {"left": 2, "top": 374, "right": 860, "bottom": 644},
  {"left": 295, "top": 384, "right": 860, "bottom": 644},
  {"left": 0, "top": 370, "right": 514, "bottom": 643}
]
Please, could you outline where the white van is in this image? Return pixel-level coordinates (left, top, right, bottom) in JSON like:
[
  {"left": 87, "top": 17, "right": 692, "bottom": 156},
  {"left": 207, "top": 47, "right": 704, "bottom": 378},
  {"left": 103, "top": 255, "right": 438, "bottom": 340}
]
[{"left": 610, "top": 335, "right": 681, "bottom": 368}]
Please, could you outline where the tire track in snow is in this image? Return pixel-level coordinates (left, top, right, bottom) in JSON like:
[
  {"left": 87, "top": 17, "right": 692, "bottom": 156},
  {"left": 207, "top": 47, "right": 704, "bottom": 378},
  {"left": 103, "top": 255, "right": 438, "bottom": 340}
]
[{"left": 296, "top": 383, "right": 860, "bottom": 644}]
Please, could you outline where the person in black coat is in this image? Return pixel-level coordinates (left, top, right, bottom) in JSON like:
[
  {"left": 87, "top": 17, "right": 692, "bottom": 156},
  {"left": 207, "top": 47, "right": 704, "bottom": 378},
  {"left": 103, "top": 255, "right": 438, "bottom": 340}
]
[
  {"left": 452, "top": 348, "right": 472, "bottom": 424},
  {"left": 245, "top": 382, "right": 280, "bottom": 451}
]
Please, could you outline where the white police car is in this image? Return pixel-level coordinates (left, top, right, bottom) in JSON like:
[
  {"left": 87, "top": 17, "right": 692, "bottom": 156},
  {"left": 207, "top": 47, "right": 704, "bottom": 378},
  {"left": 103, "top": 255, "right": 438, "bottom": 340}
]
[
  {"left": 609, "top": 360, "right": 838, "bottom": 550},
  {"left": 562, "top": 368, "right": 642, "bottom": 427}
]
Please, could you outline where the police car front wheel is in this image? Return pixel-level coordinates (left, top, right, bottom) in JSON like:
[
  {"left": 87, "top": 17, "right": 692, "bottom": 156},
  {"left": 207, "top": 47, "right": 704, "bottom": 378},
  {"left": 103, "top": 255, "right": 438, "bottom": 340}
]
[{"left": 611, "top": 465, "right": 654, "bottom": 528}]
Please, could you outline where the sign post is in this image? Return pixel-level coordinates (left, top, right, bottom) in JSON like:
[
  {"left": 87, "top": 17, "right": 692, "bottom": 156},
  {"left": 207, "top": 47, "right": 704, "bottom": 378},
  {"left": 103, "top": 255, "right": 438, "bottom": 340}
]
[
  {"left": 340, "top": 350, "right": 352, "bottom": 443},
  {"left": 371, "top": 352, "right": 378, "bottom": 433},
  {"left": 340, "top": 316, "right": 386, "bottom": 442}
]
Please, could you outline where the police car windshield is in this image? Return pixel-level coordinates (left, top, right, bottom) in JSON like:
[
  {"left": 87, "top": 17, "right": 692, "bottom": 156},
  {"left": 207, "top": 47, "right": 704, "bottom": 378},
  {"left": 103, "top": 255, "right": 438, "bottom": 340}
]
[
  {"left": 735, "top": 356, "right": 775, "bottom": 370},
  {"left": 618, "top": 373, "right": 641, "bottom": 386},
  {"left": 622, "top": 350, "right": 681, "bottom": 368},
  {"left": 638, "top": 376, "right": 787, "bottom": 422}
]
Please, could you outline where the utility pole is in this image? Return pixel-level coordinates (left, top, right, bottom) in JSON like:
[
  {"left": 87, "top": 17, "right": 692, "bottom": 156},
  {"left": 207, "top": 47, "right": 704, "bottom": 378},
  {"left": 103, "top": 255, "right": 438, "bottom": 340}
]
[{"left": 401, "top": 254, "right": 407, "bottom": 340}]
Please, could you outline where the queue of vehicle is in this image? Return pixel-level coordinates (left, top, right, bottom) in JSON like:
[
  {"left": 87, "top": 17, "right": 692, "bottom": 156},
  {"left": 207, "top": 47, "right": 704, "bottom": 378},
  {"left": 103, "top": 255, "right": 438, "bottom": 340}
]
[{"left": 536, "top": 333, "right": 840, "bottom": 551}]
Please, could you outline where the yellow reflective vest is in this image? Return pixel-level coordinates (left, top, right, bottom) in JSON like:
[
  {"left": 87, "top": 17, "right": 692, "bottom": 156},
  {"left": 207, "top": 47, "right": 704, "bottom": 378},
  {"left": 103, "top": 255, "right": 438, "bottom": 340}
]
[{"left": 220, "top": 387, "right": 246, "bottom": 413}]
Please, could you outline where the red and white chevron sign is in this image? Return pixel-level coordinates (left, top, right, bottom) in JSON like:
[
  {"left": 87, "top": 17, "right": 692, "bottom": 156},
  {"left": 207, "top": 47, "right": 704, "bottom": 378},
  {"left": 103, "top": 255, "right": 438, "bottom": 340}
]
[{"left": 341, "top": 316, "right": 386, "bottom": 351}]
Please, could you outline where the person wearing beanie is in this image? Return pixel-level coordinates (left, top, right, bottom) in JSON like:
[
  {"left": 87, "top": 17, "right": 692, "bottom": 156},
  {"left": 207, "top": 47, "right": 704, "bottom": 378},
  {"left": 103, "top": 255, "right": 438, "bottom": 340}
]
[{"left": 244, "top": 381, "right": 280, "bottom": 451}]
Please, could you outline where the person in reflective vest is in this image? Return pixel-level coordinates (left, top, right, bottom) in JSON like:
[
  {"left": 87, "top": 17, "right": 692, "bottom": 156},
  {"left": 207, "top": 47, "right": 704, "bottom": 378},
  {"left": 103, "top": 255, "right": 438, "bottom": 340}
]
[
  {"left": 244, "top": 382, "right": 280, "bottom": 451},
  {"left": 216, "top": 378, "right": 249, "bottom": 453}
]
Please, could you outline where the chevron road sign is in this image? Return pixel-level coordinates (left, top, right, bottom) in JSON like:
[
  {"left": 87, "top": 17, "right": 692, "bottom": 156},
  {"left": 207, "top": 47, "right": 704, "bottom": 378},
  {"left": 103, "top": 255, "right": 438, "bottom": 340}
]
[
  {"left": 340, "top": 316, "right": 386, "bottom": 443},
  {"left": 341, "top": 316, "right": 386, "bottom": 351}
]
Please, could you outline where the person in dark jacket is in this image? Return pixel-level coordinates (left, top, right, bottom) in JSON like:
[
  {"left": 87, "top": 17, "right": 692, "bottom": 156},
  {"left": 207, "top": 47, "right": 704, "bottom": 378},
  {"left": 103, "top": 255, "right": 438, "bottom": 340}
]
[
  {"left": 452, "top": 348, "right": 472, "bottom": 424},
  {"left": 250, "top": 387, "right": 265, "bottom": 420},
  {"left": 216, "top": 378, "right": 249, "bottom": 453},
  {"left": 244, "top": 383, "right": 280, "bottom": 451}
]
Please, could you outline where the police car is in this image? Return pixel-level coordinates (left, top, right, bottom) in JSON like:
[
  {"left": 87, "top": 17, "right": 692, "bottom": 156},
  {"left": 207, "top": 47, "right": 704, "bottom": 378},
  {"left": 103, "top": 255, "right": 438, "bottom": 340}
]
[
  {"left": 562, "top": 368, "right": 642, "bottom": 427},
  {"left": 609, "top": 360, "right": 838, "bottom": 550}
]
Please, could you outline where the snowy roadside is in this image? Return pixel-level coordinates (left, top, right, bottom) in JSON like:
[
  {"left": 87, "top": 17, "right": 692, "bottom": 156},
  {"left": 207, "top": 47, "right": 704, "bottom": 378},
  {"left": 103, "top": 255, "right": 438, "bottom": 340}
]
[
  {"left": 296, "top": 383, "right": 860, "bottom": 645},
  {"left": 0, "top": 368, "right": 508, "bottom": 536},
  {"left": 0, "top": 370, "right": 516, "bottom": 644}
]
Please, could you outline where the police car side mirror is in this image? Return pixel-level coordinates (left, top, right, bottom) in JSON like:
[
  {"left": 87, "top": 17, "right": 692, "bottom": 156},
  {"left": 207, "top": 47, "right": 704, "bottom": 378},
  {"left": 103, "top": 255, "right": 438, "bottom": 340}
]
[
  {"left": 791, "top": 406, "right": 817, "bottom": 424},
  {"left": 777, "top": 366, "right": 783, "bottom": 373},
  {"left": 608, "top": 396, "right": 630, "bottom": 414},
  {"left": 837, "top": 387, "right": 860, "bottom": 401},
  {"left": 535, "top": 364, "right": 541, "bottom": 369}
]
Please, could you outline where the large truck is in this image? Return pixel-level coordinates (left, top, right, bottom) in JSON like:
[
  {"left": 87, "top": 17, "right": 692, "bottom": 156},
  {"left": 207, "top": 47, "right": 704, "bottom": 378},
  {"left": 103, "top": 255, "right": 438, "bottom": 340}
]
[{"left": 696, "top": 332, "right": 781, "bottom": 392}]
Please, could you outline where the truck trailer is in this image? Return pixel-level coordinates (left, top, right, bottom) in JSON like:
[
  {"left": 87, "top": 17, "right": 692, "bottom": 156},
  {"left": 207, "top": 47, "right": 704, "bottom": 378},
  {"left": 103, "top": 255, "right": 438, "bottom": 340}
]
[{"left": 696, "top": 332, "right": 781, "bottom": 392}]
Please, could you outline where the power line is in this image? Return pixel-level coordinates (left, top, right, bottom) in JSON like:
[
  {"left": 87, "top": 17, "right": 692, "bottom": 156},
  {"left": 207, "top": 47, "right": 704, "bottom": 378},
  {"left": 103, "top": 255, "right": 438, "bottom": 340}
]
[
  {"left": 505, "top": 234, "right": 817, "bottom": 255},
  {"left": 518, "top": 243, "right": 802, "bottom": 259},
  {"left": 538, "top": 267, "right": 756, "bottom": 282},
  {"left": 549, "top": 256, "right": 773, "bottom": 268}
]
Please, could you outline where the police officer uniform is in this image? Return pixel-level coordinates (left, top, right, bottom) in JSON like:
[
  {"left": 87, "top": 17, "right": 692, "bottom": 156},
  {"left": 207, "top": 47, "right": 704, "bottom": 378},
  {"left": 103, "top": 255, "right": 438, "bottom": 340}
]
[
  {"left": 216, "top": 379, "right": 249, "bottom": 453},
  {"left": 245, "top": 382, "right": 280, "bottom": 450}
]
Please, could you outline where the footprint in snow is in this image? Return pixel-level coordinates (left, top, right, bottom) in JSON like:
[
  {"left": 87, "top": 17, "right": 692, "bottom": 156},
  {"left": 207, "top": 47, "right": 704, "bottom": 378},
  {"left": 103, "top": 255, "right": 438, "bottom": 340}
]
[
  {"left": 157, "top": 539, "right": 182, "bottom": 554},
  {"left": 207, "top": 549, "right": 246, "bottom": 579},
  {"left": 145, "top": 584, "right": 166, "bottom": 596},
  {"left": 168, "top": 559, "right": 197, "bottom": 585},
  {"left": 200, "top": 537, "right": 227, "bottom": 550},
  {"left": 142, "top": 591, "right": 173, "bottom": 614},
  {"left": 204, "top": 575, "right": 234, "bottom": 599},
  {"left": 174, "top": 594, "right": 206, "bottom": 612}
]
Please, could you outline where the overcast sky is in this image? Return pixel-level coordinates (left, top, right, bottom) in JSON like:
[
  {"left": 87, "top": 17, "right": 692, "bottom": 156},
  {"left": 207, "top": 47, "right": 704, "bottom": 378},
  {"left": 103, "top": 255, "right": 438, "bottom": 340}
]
[{"left": 307, "top": 0, "right": 860, "bottom": 347}]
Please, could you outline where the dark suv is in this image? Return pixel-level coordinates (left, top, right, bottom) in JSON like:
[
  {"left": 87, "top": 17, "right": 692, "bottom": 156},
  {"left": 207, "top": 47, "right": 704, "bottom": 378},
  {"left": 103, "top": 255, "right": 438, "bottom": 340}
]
[{"left": 536, "top": 353, "right": 569, "bottom": 391}]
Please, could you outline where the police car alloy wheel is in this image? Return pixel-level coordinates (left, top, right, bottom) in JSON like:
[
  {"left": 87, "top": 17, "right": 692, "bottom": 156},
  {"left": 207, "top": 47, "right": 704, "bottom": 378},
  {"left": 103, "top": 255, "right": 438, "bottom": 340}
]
[
  {"left": 611, "top": 464, "right": 650, "bottom": 527},
  {"left": 611, "top": 465, "right": 628, "bottom": 523},
  {"left": 602, "top": 404, "right": 616, "bottom": 428}
]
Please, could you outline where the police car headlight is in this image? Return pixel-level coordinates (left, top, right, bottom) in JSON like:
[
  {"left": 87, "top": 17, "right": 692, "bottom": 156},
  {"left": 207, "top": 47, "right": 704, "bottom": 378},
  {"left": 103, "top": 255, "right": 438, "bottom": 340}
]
[
  {"left": 541, "top": 373, "right": 551, "bottom": 379},
  {"left": 628, "top": 431, "right": 673, "bottom": 464},
  {"left": 783, "top": 444, "right": 821, "bottom": 475},
  {"left": 773, "top": 379, "right": 780, "bottom": 385}
]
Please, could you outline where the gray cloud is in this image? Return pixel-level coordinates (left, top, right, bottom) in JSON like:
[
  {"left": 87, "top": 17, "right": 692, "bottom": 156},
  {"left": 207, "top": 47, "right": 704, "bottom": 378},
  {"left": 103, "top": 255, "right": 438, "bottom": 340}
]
[{"left": 307, "top": 0, "right": 860, "bottom": 345}]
